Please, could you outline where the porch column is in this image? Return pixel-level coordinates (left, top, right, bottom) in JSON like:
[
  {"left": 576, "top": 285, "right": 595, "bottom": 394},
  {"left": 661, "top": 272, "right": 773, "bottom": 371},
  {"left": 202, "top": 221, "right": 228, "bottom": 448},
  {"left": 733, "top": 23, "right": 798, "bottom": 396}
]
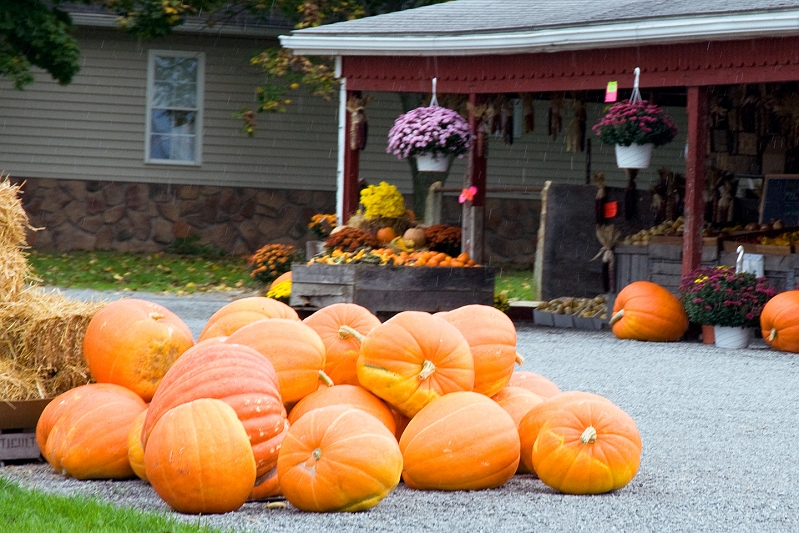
[
  {"left": 341, "top": 89, "right": 362, "bottom": 223},
  {"left": 464, "top": 93, "right": 487, "bottom": 263},
  {"left": 683, "top": 86, "right": 708, "bottom": 277}
]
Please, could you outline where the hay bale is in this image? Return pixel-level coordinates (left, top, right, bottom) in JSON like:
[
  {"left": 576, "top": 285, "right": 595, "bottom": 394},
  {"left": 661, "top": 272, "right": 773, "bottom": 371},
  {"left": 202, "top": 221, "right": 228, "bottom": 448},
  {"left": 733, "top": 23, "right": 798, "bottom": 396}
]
[
  {"left": 0, "top": 289, "right": 107, "bottom": 399},
  {"left": 0, "top": 177, "right": 37, "bottom": 301},
  {"left": 0, "top": 359, "right": 40, "bottom": 401}
]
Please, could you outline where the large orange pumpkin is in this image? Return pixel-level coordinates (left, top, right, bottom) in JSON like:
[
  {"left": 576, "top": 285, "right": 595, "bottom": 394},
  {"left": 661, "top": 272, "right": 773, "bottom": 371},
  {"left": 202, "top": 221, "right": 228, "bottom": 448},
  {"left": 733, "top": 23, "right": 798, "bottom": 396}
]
[
  {"left": 491, "top": 386, "right": 545, "bottom": 429},
  {"left": 610, "top": 281, "right": 688, "bottom": 342},
  {"left": 142, "top": 341, "right": 288, "bottom": 500},
  {"left": 436, "top": 304, "right": 520, "bottom": 397},
  {"left": 277, "top": 405, "right": 402, "bottom": 512},
  {"left": 40, "top": 383, "right": 147, "bottom": 479},
  {"left": 225, "top": 318, "right": 330, "bottom": 405},
  {"left": 399, "top": 391, "right": 519, "bottom": 491},
  {"left": 507, "top": 371, "right": 562, "bottom": 398},
  {"left": 760, "top": 290, "right": 799, "bottom": 352},
  {"left": 303, "top": 303, "right": 381, "bottom": 386},
  {"left": 127, "top": 408, "right": 149, "bottom": 481},
  {"left": 533, "top": 397, "right": 642, "bottom": 494},
  {"left": 288, "top": 384, "right": 396, "bottom": 435},
  {"left": 355, "top": 311, "right": 474, "bottom": 418},
  {"left": 198, "top": 296, "right": 300, "bottom": 341},
  {"left": 145, "top": 398, "right": 256, "bottom": 514},
  {"left": 83, "top": 298, "right": 195, "bottom": 402}
]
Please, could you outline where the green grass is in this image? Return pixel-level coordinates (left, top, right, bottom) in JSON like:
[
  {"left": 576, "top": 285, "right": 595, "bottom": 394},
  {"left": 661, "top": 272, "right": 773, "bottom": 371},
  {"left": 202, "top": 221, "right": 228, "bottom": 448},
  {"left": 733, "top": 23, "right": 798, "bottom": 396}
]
[
  {"left": 494, "top": 269, "right": 536, "bottom": 301},
  {"left": 0, "top": 477, "right": 227, "bottom": 533}
]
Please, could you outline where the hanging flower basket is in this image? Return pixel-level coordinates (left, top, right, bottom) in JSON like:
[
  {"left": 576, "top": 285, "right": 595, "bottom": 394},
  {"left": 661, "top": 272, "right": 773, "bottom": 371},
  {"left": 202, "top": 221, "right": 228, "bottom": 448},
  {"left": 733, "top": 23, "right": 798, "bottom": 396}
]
[
  {"left": 614, "top": 143, "right": 654, "bottom": 169},
  {"left": 387, "top": 106, "right": 474, "bottom": 169},
  {"left": 415, "top": 152, "right": 450, "bottom": 172}
]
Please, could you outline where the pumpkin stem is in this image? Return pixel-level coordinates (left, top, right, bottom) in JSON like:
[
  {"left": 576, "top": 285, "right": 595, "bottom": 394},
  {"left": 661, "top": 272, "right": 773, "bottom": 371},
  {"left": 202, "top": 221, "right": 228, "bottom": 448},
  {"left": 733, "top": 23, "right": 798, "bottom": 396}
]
[
  {"left": 318, "top": 370, "right": 334, "bottom": 387},
  {"left": 417, "top": 359, "right": 436, "bottom": 381},
  {"left": 608, "top": 309, "right": 624, "bottom": 327},
  {"left": 769, "top": 328, "right": 777, "bottom": 342},
  {"left": 580, "top": 426, "right": 598, "bottom": 444},
  {"left": 305, "top": 447, "right": 322, "bottom": 468},
  {"left": 149, "top": 312, "right": 165, "bottom": 321},
  {"left": 338, "top": 325, "right": 365, "bottom": 344},
  {"left": 515, "top": 352, "right": 525, "bottom": 366}
]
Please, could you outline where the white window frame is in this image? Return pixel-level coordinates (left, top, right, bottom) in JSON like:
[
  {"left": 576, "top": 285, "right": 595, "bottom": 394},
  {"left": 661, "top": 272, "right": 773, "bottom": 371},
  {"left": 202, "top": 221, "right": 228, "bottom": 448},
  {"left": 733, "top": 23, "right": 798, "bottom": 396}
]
[{"left": 145, "top": 49, "right": 205, "bottom": 166}]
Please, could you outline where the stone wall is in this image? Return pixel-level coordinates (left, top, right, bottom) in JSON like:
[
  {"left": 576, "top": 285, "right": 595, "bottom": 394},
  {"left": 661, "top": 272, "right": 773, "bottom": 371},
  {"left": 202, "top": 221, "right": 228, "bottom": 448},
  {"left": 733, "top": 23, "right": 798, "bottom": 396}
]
[{"left": 14, "top": 177, "right": 540, "bottom": 265}]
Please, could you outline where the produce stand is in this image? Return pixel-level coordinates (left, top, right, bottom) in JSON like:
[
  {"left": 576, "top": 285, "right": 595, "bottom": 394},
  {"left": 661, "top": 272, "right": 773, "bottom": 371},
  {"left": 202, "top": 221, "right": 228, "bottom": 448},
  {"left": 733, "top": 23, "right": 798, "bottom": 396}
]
[
  {"left": 0, "top": 399, "right": 52, "bottom": 461},
  {"left": 290, "top": 263, "right": 495, "bottom": 317}
]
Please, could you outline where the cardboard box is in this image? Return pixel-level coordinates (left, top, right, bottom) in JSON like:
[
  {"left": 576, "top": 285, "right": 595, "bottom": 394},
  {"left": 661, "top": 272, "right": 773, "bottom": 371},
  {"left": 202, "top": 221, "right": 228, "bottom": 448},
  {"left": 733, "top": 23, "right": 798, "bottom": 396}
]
[
  {"left": 0, "top": 431, "right": 40, "bottom": 461},
  {"left": 0, "top": 399, "right": 52, "bottom": 431}
]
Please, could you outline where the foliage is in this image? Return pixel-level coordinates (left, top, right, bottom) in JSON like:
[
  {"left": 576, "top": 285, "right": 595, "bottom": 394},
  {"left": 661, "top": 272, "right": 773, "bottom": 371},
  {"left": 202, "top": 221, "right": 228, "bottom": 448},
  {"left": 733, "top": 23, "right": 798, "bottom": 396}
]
[
  {"left": 493, "top": 293, "right": 510, "bottom": 313},
  {"left": 266, "top": 279, "right": 292, "bottom": 303},
  {"left": 308, "top": 213, "right": 338, "bottom": 239},
  {"left": 679, "top": 266, "right": 775, "bottom": 327},
  {"left": 592, "top": 99, "right": 678, "bottom": 147},
  {"left": 423, "top": 224, "right": 461, "bottom": 256},
  {"left": 247, "top": 243, "right": 301, "bottom": 284},
  {"left": 387, "top": 106, "right": 474, "bottom": 159},
  {"left": 166, "top": 234, "right": 225, "bottom": 257},
  {"left": 324, "top": 227, "right": 381, "bottom": 252},
  {"left": 360, "top": 181, "right": 406, "bottom": 219}
]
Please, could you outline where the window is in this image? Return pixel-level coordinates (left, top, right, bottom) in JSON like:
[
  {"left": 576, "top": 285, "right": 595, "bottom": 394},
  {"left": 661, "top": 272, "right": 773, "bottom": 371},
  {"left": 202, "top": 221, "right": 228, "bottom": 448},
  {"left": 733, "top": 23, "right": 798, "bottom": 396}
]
[{"left": 145, "top": 50, "right": 205, "bottom": 165}]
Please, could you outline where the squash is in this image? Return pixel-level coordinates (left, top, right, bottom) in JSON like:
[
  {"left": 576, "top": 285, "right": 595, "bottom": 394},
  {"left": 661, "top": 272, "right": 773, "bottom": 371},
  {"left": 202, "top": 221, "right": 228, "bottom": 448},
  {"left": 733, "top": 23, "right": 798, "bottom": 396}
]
[
  {"left": 142, "top": 341, "right": 288, "bottom": 501},
  {"left": 402, "top": 227, "right": 426, "bottom": 247},
  {"left": 399, "top": 391, "right": 519, "bottom": 491},
  {"left": 507, "top": 371, "right": 562, "bottom": 398},
  {"left": 127, "top": 408, "right": 149, "bottom": 481},
  {"left": 270, "top": 271, "right": 292, "bottom": 290},
  {"left": 760, "top": 290, "right": 799, "bottom": 352},
  {"left": 376, "top": 226, "right": 397, "bottom": 244},
  {"left": 303, "top": 303, "right": 381, "bottom": 386},
  {"left": 533, "top": 396, "right": 642, "bottom": 494},
  {"left": 198, "top": 296, "right": 300, "bottom": 341},
  {"left": 609, "top": 281, "right": 688, "bottom": 342},
  {"left": 353, "top": 311, "right": 474, "bottom": 418},
  {"left": 277, "top": 405, "right": 402, "bottom": 512},
  {"left": 491, "top": 386, "right": 545, "bottom": 429},
  {"left": 145, "top": 398, "right": 256, "bottom": 514},
  {"left": 83, "top": 299, "right": 195, "bottom": 402},
  {"left": 436, "top": 304, "right": 520, "bottom": 397},
  {"left": 288, "top": 384, "right": 396, "bottom": 435},
  {"left": 40, "top": 383, "right": 147, "bottom": 479},
  {"left": 225, "top": 318, "right": 331, "bottom": 405}
]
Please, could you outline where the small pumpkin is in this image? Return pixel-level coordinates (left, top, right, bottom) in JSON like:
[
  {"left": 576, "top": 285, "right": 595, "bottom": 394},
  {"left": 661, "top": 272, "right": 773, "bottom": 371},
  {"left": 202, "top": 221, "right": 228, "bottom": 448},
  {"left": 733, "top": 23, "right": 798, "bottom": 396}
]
[
  {"left": 198, "top": 296, "right": 300, "bottom": 341},
  {"left": 532, "top": 396, "right": 642, "bottom": 494},
  {"left": 760, "top": 290, "right": 799, "bottom": 352},
  {"left": 610, "top": 281, "right": 688, "bottom": 342},
  {"left": 277, "top": 405, "right": 402, "bottom": 512},
  {"left": 402, "top": 227, "right": 426, "bottom": 247},
  {"left": 507, "top": 371, "right": 562, "bottom": 398},
  {"left": 127, "top": 408, "right": 149, "bottom": 481},
  {"left": 399, "top": 391, "right": 519, "bottom": 491},
  {"left": 303, "top": 303, "right": 381, "bottom": 386},
  {"left": 145, "top": 398, "right": 256, "bottom": 514},
  {"left": 83, "top": 299, "right": 195, "bottom": 402},
  {"left": 288, "top": 384, "right": 396, "bottom": 435},
  {"left": 376, "top": 226, "right": 397, "bottom": 244},
  {"left": 270, "top": 271, "right": 292, "bottom": 290}
]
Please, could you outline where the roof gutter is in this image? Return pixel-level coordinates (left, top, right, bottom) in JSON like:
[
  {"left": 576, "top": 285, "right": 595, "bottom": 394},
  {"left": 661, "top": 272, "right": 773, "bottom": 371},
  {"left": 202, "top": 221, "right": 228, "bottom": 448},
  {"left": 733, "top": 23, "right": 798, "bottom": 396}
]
[
  {"left": 280, "top": 10, "right": 799, "bottom": 56},
  {"left": 71, "top": 13, "right": 288, "bottom": 38}
]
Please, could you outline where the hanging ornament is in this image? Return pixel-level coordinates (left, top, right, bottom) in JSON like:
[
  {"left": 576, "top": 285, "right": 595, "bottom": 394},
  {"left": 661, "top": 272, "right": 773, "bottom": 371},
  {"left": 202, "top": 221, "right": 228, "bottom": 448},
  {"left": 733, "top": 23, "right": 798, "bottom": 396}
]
[
  {"left": 347, "top": 95, "right": 372, "bottom": 151},
  {"left": 548, "top": 93, "right": 563, "bottom": 140},
  {"left": 521, "top": 93, "right": 535, "bottom": 133}
]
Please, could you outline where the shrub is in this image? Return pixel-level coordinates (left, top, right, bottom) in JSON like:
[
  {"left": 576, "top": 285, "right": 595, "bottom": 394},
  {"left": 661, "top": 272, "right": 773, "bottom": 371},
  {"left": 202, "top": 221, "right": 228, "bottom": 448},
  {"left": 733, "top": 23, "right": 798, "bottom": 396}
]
[{"left": 247, "top": 244, "right": 301, "bottom": 284}]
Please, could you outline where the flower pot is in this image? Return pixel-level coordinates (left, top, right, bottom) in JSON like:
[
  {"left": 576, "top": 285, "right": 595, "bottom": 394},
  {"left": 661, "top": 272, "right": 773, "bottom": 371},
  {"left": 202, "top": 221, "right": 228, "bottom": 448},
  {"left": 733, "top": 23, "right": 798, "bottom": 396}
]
[
  {"left": 416, "top": 153, "right": 449, "bottom": 172},
  {"left": 615, "top": 143, "right": 653, "bottom": 169},
  {"left": 701, "top": 324, "right": 715, "bottom": 344},
  {"left": 713, "top": 326, "right": 751, "bottom": 349}
]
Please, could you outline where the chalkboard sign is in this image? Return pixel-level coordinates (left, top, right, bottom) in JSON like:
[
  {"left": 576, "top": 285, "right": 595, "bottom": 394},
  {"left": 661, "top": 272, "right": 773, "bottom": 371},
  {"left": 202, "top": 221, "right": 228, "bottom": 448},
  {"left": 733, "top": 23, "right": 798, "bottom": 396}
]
[{"left": 759, "top": 174, "right": 799, "bottom": 225}]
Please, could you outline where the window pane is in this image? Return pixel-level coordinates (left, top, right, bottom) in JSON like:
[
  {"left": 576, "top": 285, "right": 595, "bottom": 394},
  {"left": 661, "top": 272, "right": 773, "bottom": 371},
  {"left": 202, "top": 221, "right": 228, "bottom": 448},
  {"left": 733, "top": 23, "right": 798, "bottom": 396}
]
[
  {"left": 172, "top": 111, "right": 195, "bottom": 134},
  {"left": 151, "top": 109, "right": 173, "bottom": 134},
  {"left": 173, "top": 82, "right": 197, "bottom": 108},
  {"left": 152, "top": 81, "right": 175, "bottom": 108},
  {"left": 170, "top": 136, "right": 194, "bottom": 161},
  {"left": 150, "top": 134, "right": 171, "bottom": 160}
]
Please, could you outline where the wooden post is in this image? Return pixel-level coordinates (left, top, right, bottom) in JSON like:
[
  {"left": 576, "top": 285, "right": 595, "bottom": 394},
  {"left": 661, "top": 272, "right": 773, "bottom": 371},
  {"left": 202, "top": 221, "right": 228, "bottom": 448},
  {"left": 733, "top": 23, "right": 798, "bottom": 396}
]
[
  {"left": 683, "top": 86, "right": 708, "bottom": 277},
  {"left": 342, "top": 90, "right": 362, "bottom": 222},
  {"left": 464, "top": 93, "right": 487, "bottom": 263}
]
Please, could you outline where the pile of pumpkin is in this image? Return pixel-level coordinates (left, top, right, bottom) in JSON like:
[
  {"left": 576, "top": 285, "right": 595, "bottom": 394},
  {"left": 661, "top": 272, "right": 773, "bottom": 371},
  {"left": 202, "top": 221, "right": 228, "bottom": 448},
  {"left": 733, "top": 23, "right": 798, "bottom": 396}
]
[
  {"left": 37, "top": 297, "right": 643, "bottom": 515},
  {"left": 308, "top": 247, "right": 478, "bottom": 267}
]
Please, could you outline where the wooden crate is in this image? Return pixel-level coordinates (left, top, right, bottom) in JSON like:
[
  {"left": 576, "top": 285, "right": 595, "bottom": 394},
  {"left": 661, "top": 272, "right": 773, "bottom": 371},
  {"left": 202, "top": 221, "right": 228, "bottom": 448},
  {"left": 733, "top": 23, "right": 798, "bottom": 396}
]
[
  {"left": 0, "top": 399, "right": 52, "bottom": 461},
  {"left": 290, "top": 264, "right": 495, "bottom": 315}
]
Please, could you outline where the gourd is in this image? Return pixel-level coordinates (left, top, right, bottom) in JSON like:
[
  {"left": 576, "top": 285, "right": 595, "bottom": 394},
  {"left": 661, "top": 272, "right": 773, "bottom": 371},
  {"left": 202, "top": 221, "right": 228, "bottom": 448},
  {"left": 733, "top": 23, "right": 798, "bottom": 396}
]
[
  {"left": 491, "top": 386, "right": 545, "bottom": 429},
  {"left": 376, "top": 226, "right": 397, "bottom": 244},
  {"left": 760, "top": 290, "right": 799, "bottom": 352},
  {"left": 288, "top": 384, "right": 396, "bottom": 435},
  {"left": 277, "top": 405, "right": 402, "bottom": 512},
  {"left": 402, "top": 227, "right": 426, "bottom": 247},
  {"left": 609, "top": 281, "right": 688, "bottom": 342},
  {"left": 198, "top": 296, "right": 300, "bottom": 341},
  {"left": 83, "top": 299, "right": 195, "bottom": 402},
  {"left": 145, "top": 398, "right": 256, "bottom": 514}
]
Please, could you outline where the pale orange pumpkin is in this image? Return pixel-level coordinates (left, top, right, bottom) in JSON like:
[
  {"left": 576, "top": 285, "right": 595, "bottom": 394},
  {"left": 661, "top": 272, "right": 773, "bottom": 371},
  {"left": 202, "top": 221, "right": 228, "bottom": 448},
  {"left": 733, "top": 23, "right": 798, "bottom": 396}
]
[
  {"left": 303, "top": 303, "right": 381, "bottom": 386},
  {"left": 288, "top": 384, "right": 396, "bottom": 435},
  {"left": 198, "top": 296, "right": 300, "bottom": 341},
  {"left": 491, "top": 386, "right": 545, "bottom": 429},
  {"left": 399, "top": 391, "right": 520, "bottom": 491},
  {"left": 355, "top": 311, "right": 474, "bottom": 418},
  {"left": 277, "top": 405, "right": 402, "bottom": 512},
  {"left": 83, "top": 299, "right": 195, "bottom": 402},
  {"left": 507, "top": 371, "right": 562, "bottom": 398},
  {"left": 145, "top": 398, "right": 256, "bottom": 514},
  {"left": 127, "top": 407, "right": 149, "bottom": 481},
  {"left": 533, "top": 397, "right": 642, "bottom": 494}
]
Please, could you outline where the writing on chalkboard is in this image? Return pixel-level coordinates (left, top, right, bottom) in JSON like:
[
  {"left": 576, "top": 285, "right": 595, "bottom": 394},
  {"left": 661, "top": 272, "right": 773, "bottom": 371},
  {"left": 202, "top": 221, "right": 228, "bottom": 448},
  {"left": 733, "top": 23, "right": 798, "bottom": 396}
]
[{"left": 759, "top": 175, "right": 799, "bottom": 226}]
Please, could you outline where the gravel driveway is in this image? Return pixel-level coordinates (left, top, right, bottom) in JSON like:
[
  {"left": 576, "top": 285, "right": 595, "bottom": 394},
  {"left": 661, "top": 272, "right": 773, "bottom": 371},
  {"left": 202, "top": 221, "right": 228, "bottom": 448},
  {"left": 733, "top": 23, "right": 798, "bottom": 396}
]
[{"left": 2, "top": 289, "right": 798, "bottom": 532}]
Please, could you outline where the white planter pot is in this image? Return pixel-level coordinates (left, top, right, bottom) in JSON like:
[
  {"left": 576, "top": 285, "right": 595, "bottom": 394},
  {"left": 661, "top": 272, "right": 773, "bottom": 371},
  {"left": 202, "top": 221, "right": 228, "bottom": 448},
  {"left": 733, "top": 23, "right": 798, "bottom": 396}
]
[
  {"left": 615, "top": 143, "right": 654, "bottom": 169},
  {"left": 713, "top": 326, "right": 751, "bottom": 349},
  {"left": 415, "top": 153, "right": 449, "bottom": 172}
]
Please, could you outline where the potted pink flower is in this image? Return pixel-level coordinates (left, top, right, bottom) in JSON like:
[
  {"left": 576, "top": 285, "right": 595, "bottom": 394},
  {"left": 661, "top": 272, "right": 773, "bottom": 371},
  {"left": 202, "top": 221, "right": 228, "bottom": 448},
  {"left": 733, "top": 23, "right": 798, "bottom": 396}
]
[{"left": 387, "top": 106, "right": 474, "bottom": 171}]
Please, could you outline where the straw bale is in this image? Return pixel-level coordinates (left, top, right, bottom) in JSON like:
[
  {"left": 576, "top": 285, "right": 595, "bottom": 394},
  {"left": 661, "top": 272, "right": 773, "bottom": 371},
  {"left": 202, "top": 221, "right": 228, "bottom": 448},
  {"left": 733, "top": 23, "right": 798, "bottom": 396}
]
[
  {"left": 0, "top": 359, "right": 40, "bottom": 401},
  {"left": 0, "top": 249, "right": 34, "bottom": 302},
  {"left": 0, "top": 176, "right": 34, "bottom": 249}
]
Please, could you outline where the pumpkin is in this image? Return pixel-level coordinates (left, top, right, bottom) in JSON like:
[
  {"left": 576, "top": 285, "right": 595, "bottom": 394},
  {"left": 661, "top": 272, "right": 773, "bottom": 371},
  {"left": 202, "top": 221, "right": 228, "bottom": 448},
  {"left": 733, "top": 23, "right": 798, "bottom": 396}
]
[
  {"left": 127, "top": 408, "right": 149, "bottom": 481},
  {"left": 517, "top": 391, "right": 611, "bottom": 474},
  {"left": 760, "top": 290, "right": 799, "bottom": 352},
  {"left": 403, "top": 227, "right": 426, "bottom": 247},
  {"left": 390, "top": 407, "right": 411, "bottom": 441},
  {"left": 198, "top": 296, "right": 300, "bottom": 341},
  {"left": 507, "top": 371, "right": 562, "bottom": 398},
  {"left": 376, "top": 226, "right": 397, "bottom": 244},
  {"left": 491, "top": 386, "right": 545, "bottom": 428},
  {"left": 225, "top": 318, "right": 331, "bottom": 405},
  {"left": 142, "top": 341, "right": 288, "bottom": 501},
  {"left": 609, "top": 281, "right": 688, "bottom": 342},
  {"left": 40, "top": 383, "right": 147, "bottom": 479},
  {"left": 288, "top": 384, "right": 396, "bottom": 435},
  {"left": 277, "top": 405, "right": 402, "bottom": 512},
  {"left": 436, "top": 304, "right": 520, "bottom": 397},
  {"left": 303, "top": 303, "right": 381, "bottom": 386},
  {"left": 532, "top": 396, "right": 642, "bottom": 494},
  {"left": 83, "top": 298, "right": 195, "bottom": 402},
  {"left": 354, "top": 311, "right": 474, "bottom": 418},
  {"left": 399, "top": 391, "right": 519, "bottom": 491},
  {"left": 145, "top": 398, "right": 256, "bottom": 514},
  {"left": 270, "top": 271, "right": 292, "bottom": 290}
]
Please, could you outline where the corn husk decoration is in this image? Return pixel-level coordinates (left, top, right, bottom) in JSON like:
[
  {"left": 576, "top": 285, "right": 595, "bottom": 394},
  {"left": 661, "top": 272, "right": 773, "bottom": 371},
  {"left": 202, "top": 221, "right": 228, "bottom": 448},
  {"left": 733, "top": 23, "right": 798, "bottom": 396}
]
[{"left": 347, "top": 95, "right": 372, "bottom": 151}]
